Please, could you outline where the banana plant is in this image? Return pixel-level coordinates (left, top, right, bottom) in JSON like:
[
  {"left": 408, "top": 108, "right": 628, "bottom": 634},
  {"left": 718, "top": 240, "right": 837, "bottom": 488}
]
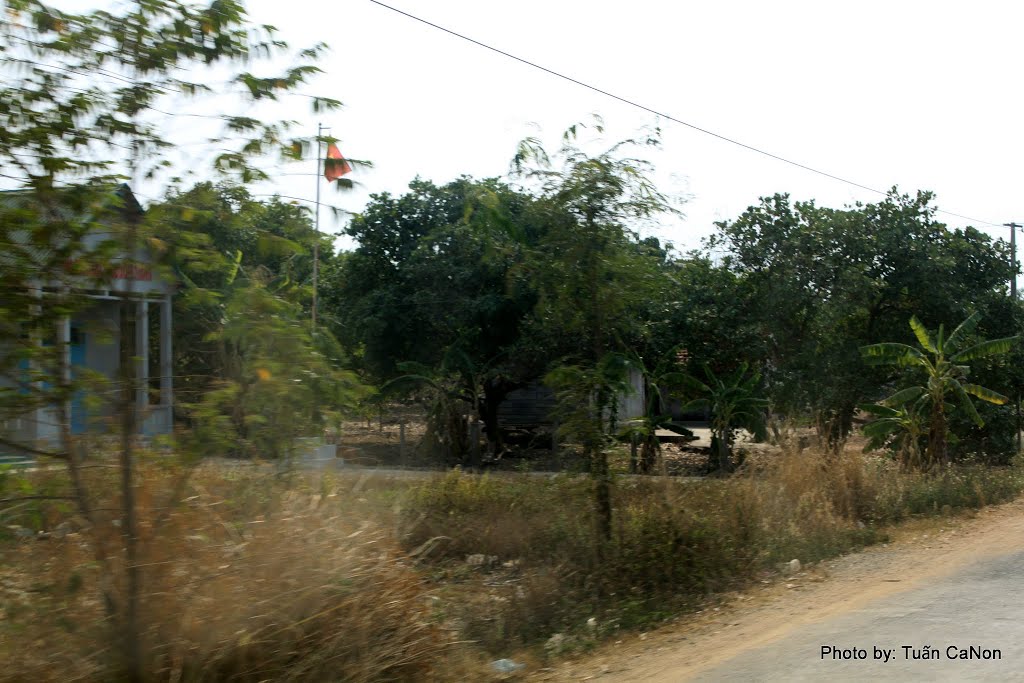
[
  {"left": 860, "top": 313, "right": 1018, "bottom": 467},
  {"left": 680, "top": 363, "right": 768, "bottom": 473},
  {"left": 859, "top": 397, "right": 928, "bottom": 470}
]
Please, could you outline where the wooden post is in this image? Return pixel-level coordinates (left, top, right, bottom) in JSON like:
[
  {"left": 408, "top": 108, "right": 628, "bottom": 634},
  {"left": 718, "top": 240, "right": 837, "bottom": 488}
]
[{"left": 629, "top": 433, "right": 638, "bottom": 474}]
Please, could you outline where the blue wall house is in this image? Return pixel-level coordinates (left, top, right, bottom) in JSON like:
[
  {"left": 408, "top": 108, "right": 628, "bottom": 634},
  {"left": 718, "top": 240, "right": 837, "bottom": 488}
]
[{"left": 1, "top": 185, "right": 174, "bottom": 452}]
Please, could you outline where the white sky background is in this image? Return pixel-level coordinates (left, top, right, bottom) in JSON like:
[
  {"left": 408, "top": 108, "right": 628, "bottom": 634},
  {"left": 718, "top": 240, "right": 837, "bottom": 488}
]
[{"left": 43, "top": 0, "right": 1024, "bottom": 256}]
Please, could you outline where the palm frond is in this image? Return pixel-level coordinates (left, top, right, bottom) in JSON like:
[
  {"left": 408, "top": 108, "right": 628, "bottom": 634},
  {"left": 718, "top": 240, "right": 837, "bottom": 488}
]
[
  {"left": 953, "top": 381, "right": 985, "bottom": 427},
  {"left": 951, "top": 337, "right": 1019, "bottom": 362},
  {"left": 909, "top": 316, "right": 937, "bottom": 353},
  {"left": 859, "top": 403, "right": 900, "bottom": 417},
  {"left": 680, "top": 374, "right": 711, "bottom": 394},
  {"left": 380, "top": 373, "right": 440, "bottom": 395},
  {"left": 962, "top": 383, "right": 1009, "bottom": 405},
  {"left": 881, "top": 386, "right": 926, "bottom": 407},
  {"left": 862, "top": 419, "right": 901, "bottom": 439},
  {"left": 679, "top": 398, "right": 710, "bottom": 413},
  {"left": 944, "top": 311, "right": 981, "bottom": 352},
  {"left": 860, "top": 343, "right": 922, "bottom": 366}
]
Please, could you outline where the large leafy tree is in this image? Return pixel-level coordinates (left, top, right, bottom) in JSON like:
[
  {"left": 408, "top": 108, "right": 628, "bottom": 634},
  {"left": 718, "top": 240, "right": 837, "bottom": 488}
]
[
  {"left": 148, "top": 182, "right": 367, "bottom": 460},
  {"left": 513, "top": 121, "right": 680, "bottom": 540},
  {"left": 861, "top": 313, "right": 1018, "bottom": 467},
  {"left": 708, "top": 189, "right": 1015, "bottom": 446},
  {"left": 149, "top": 181, "right": 338, "bottom": 409},
  {"left": 0, "top": 2, "right": 336, "bottom": 678},
  {"left": 327, "top": 176, "right": 541, "bottom": 456}
]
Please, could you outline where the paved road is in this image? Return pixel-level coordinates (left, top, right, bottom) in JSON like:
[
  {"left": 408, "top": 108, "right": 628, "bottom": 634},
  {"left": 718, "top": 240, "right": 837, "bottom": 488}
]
[{"left": 695, "top": 550, "right": 1024, "bottom": 682}]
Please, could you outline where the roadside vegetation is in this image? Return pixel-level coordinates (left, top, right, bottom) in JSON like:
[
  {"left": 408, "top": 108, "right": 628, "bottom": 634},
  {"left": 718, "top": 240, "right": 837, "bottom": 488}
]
[
  {"left": 4, "top": 1, "right": 1024, "bottom": 681},
  {"left": 4, "top": 440, "right": 1023, "bottom": 681}
]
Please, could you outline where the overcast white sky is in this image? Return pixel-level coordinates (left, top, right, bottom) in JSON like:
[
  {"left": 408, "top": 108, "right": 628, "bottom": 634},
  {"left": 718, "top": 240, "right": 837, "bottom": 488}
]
[{"left": 77, "top": 1, "right": 1024, "bottom": 253}]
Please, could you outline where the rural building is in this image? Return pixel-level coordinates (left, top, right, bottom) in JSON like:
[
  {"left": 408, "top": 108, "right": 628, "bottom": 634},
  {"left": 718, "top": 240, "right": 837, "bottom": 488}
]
[{"left": 0, "top": 185, "right": 174, "bottom": 451}]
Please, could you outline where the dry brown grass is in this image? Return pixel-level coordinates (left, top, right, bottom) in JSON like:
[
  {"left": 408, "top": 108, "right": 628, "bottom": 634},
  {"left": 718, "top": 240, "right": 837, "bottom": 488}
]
[
  {"left": 4, "top": 442, "right": 1023, "bottom": 679},
  {"left": 401, "top": 444, "right": 1024, "bottom": 654},
  {"left": 0, "top": 459, "right": 489, "bottom": 682}
]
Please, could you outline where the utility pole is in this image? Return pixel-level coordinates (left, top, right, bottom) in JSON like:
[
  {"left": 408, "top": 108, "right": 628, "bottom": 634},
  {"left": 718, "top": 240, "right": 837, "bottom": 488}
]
[
  {"left": 313, "top": 123, "right": 326, "bottom": 330},
  {"left": 1007, "top": 223, "right": 1023, "bottom": 452},
  {"left": 1005, "top": 222, "right": 1020, "bottom": 300}
]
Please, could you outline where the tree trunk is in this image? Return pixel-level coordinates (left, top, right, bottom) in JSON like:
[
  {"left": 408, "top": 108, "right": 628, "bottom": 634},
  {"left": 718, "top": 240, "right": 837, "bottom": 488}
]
[
  {"left": 711, "top": 432, "right": 732, "bottom": 474},
  {"left": 119, "top": 300, "right": 143, "bottom": 682},
  {"left": 54, "top": 315, "right": 120, "bottom": 621},
  {"left": 591, "top": 444, "right": 612, "bottom": 542},
  {"left": 639, "top": 436, "right": 659, "bottom": 474},
  {"left": 928, "top": 400, "right": 948, "bottom": 468},
  {"left": 479, "top": 378, "right": 512, "bottom": 457}
]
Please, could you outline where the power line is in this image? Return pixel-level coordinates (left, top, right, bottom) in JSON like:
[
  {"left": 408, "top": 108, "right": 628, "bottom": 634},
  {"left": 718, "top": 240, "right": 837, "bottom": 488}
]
[{"left": 365, "top": 0, "right": 1003, "bottom": 229}]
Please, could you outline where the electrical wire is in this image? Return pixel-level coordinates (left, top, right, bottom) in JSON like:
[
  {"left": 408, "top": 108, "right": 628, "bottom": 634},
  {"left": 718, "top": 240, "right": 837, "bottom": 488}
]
[{"left": 364, "top": 0, "right": 1005, "bottom": 229}]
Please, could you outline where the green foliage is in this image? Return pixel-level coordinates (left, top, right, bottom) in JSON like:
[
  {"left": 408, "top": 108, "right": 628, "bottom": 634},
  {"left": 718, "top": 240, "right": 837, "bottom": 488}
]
[
  {"left": 859, "top": 401, "right": 927, "bottom": 470},
  {"left": 707, "top": 189, "right": 1015, "bottom": 447},
  {"left": 514, "top": 121, "right": 678, "bottom": 367},
  {"left": 149, "top": 182, "right": 339, "bottom": 410},
  {"left": 1, "top": 0, "right": 339, "bottom": 453},
  {"left": 331, "top": 177, "right": 537, "bottom": 380},
  {"left": 545, "top": 353, "right": 633, "bottom": 455},
  {"left": 380, "top": 346, "right": 492, "bottom": 466},
  {"left": 860, "top": 313, "right": 1018, "bottom": 468},
  {"left": 179, "top": 280, "right": 370, "bottom": 461},
  {"left": 515, "top": 122, "right": 680, "bottom": 540},
  {"left": 330, "top": 177, "right": 541, "bottom": 455},
  {"left": 1, "top": 5, "right": 341, "bottom": 676}
]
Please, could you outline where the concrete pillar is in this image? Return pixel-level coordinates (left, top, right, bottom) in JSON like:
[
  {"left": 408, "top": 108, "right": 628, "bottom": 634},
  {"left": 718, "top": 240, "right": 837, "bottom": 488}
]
[
  {"left": 135, "top": 299, "right": 148, "bottom": 419},
  {"left": 29, "top": 286, "right": 44, "bottom": 444},
  {"left": 59, "top": 313, "right": 71, "bottom": 441},
  {"left": 159, "top": 295, "right": 173, "bottom": 431}
]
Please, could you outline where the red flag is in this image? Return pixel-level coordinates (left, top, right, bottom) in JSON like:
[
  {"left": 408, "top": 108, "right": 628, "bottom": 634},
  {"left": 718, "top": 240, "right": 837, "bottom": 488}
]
[{"left": 324, "top": 142, "right": 352, "bottom": 182}]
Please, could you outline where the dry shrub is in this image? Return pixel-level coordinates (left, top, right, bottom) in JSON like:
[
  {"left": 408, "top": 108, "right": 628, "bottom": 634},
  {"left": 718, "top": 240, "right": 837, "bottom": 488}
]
[
  {"left": 725, "top": 448, "right": 878, "bottom": 565},
  {"left": 402, "top": 471, "right": 596, "bottom": 565},
  {"left": 0, "top": 460, "right": 479, "bottom": 682},
  {"left": 404, "top": 445, "right": 1024, "bottom": 650}
]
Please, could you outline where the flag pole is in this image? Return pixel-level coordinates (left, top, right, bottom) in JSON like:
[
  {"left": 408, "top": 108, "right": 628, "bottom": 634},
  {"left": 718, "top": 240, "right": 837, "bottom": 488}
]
[{"left": 313, "top": 123, "right": 322, "bottom": 330}]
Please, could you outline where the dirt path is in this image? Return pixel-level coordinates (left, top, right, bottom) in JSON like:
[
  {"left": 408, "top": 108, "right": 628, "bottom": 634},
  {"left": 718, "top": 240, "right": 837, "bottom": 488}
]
[{"left": 530, "top": 498, "right": 1024, "bottom": 682}]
